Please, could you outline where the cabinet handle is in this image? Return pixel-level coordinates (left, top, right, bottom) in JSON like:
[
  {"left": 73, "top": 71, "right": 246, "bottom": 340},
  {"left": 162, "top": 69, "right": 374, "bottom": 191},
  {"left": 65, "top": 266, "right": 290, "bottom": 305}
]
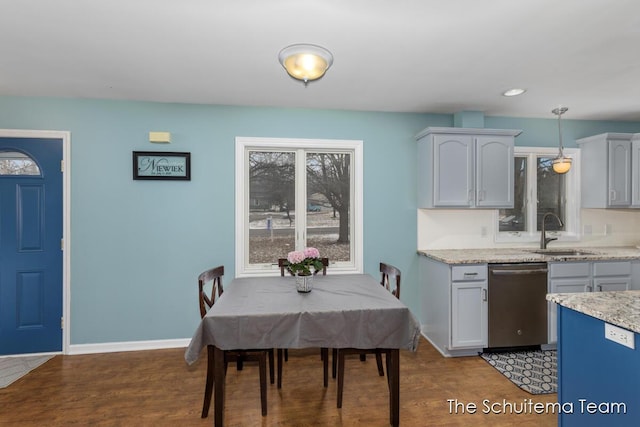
[
  {"left": 478, "top": 190, "right": 486, "bottom": 201},
  {"left": 587, "top": 285, "right": 593, "bottom": 292},
  {"left": 463, "top": 272, "right": 478, "bottom": 277},
  {"left": 491, "top": 268, "right": 548, "bottom": 275},
  {"left": 468, "top": 189, "right": 474, "bottom": 203},
  {"left": 610, "top": 190, "right": 617, "bottom": 201},
  {"left": 482, "top": 289, "right": 488, "bottom": 302},
  {"left": 596, "top": 285, "right": 602, "bottom": 292}
]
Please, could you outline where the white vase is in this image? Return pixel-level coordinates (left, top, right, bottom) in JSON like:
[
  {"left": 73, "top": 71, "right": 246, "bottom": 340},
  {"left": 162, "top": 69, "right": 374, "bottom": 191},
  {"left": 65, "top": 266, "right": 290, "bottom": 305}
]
[{"left": 295, "top": 272, "right": 313, "bottom": 293}]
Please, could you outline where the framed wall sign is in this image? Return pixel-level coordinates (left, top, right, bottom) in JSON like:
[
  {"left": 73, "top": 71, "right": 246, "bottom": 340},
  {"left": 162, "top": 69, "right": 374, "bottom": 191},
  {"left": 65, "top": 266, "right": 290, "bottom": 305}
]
[{"left": 133, "top": 151, "right": 191, "bottom": 180}]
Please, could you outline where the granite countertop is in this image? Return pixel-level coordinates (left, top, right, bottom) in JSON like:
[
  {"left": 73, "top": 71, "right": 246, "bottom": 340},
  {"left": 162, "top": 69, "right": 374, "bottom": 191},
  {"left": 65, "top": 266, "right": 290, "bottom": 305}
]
[
  {"left": 417, "top": 246, "right": 640, "bottom": 264},
  {"left": 547, "top": 290, "right": 640, "bottom": 334}
]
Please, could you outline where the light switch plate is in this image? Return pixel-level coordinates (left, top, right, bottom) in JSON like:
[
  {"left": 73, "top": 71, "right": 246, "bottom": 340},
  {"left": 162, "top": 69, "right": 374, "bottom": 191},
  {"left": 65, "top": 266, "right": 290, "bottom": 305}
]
[{"left": 604, "top": 323, "right": 635, "bottom": 349}]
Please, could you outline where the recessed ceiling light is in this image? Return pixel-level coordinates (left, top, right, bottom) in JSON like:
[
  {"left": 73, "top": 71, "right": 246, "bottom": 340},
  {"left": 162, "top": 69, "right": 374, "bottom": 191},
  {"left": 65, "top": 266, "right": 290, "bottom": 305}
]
[{"left": 502, "top": 88, "right": 527, "bottom": 97}]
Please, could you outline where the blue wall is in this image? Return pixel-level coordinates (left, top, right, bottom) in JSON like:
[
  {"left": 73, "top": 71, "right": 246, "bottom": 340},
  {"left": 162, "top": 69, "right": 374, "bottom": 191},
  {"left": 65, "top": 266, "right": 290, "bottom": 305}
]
[
  {"left": 486, "top": 116, "right": 640, "bottom": 147},
  {"left": 0, "top": 95, "right": 638, "bottom": 345}
]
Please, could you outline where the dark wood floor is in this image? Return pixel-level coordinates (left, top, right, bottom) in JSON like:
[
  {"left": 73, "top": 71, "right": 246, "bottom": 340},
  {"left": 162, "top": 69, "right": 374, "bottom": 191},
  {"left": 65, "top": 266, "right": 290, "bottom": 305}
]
[{"left": 0, "top": 337, "right": 557, "bottom": 426}]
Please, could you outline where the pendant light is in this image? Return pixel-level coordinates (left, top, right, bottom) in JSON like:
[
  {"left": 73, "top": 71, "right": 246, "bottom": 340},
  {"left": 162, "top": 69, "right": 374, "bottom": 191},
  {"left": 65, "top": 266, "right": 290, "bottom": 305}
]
[
  {"left": 278, "top": 44, "right": 333, "bottom": 86},
  {"left": 551, "top": 107, "right": 571, "bottom": 174}
]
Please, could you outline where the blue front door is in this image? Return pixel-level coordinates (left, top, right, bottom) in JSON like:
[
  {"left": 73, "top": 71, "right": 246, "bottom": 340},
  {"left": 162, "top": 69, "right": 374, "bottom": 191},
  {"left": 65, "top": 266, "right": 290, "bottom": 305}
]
[{"left": 0, "top": 137, "right": 63, "bottom": 355}]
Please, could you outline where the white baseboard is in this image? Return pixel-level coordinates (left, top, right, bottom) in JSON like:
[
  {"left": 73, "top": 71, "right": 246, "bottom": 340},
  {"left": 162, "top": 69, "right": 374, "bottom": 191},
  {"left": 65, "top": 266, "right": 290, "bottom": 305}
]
[
  {"left": 420, "top": 329, "right": 482, "bottom": 358},
  {"left": 68, "top": 338, "right": 191, "bottom": 355}
]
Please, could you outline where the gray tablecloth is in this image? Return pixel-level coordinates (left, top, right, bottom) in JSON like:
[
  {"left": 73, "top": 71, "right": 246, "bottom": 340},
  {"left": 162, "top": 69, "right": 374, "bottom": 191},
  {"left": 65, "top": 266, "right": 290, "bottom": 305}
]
[{"left": 185, "top": 274, "right": 421, "bottom": 364}]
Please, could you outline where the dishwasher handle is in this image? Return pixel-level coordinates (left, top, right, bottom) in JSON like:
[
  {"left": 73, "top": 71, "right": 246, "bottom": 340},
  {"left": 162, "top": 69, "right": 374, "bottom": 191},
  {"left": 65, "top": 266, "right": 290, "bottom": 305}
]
[{"left": 491, "top": 268, "right": 548, "bottom": 275}]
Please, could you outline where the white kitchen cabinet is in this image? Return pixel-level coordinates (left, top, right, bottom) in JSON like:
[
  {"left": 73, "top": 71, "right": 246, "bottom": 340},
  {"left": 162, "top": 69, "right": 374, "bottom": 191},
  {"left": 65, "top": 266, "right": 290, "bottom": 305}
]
[
  {"left": 450, "top": 265, "right": 488, "bottom": 348},
  {"left": 632, "top": 136, "right": 640, "bottom": 206},
  {"left": 609, "top": 140, "right": 632, "bottom": 206},
  {"left": 419, "top": 257, "right": 488, "bottom": 356},
  {"left": 548, "top": 260, "right": 631, "bottom": 343},
  {"left": 548, "top": 262, "right": 592, "bottom": 294},
  {"left": 593, "top": 278, "right": 631, "bottom": 292},
  {"left": 592, "top": 261, "right": 632, "bottom": 291},
  {"left": 548, "top": 262, "right": 591, "bottom": 344},
  {"left": 577, "top": 133, "right": 634, "bottom": 208},
  {"left": 550, "top": 278, "right": 592, "bottom": 293},
  {"left": 416, "top": 127, "right": 521, "bottom": 208},
  {"left": 430, "top": 133, "right": 473, "bottom": 207},
  {"left": 476, "top": 136, "right": 516, "bottom": 207}
]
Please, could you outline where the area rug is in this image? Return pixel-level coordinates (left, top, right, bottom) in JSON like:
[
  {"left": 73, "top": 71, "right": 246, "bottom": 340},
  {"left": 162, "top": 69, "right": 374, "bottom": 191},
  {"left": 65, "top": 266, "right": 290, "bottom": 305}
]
[
  {"left": 0, "top": 355, "right": 54, "bottom": 388},
  {"left": 480, "top": 350, "right": 557, "bottom": 394}
]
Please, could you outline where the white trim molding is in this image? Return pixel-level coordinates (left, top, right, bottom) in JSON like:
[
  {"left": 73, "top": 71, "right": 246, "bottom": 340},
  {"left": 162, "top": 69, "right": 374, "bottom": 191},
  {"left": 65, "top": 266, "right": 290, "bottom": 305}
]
[
  {"left": 495, "top": 146, "right": 580, "bottom": 244},
  {"left": 68, "top": 339, "right": 192, "bottom": 355},
  {"left": 235, "top": 136, "right": 364, "bottom": 277}
]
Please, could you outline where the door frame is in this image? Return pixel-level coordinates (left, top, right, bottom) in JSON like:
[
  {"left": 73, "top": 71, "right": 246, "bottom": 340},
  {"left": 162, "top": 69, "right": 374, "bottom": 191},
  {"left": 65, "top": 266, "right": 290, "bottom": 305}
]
[{"left": 0, "top": 129, "right": 71, "bottom": 355}]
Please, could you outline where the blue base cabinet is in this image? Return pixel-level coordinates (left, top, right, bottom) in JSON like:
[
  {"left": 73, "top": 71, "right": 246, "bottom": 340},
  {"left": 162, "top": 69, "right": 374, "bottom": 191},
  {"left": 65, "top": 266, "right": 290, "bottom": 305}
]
[{"left": 557, "top": 306, "right": 640, "bottom": 426}]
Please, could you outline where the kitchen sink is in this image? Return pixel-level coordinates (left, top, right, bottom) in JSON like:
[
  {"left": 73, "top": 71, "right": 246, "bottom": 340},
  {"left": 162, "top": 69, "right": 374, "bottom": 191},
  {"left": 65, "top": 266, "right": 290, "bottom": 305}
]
[{"left": 530, "top": 249, "right": 594, "bottom": 256}]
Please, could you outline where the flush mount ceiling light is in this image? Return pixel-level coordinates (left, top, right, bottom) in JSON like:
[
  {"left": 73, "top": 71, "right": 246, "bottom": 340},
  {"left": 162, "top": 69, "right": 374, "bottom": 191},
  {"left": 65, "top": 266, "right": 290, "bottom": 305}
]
[
  {"left": 551, "top": 106, "right": 572, "bottom": 174},
  {"left": 502, "top": 88, "right": 527, "bottom": 97},
  {"left": 278, "top": 43, "right": 333, "bottom": 86}
]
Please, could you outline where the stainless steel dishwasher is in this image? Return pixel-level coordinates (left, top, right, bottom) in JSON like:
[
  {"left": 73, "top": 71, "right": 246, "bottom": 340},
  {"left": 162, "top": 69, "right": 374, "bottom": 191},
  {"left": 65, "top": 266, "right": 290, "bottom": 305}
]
[{"left": 488, "top": 263, "right": 548, "bottom": 349}]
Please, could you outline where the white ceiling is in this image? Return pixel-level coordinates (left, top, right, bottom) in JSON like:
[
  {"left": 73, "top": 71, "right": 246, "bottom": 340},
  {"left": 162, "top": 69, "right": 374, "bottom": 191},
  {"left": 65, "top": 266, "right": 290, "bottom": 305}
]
[{"left": 1, "top": 0, "right": 639, "bottom": 121}]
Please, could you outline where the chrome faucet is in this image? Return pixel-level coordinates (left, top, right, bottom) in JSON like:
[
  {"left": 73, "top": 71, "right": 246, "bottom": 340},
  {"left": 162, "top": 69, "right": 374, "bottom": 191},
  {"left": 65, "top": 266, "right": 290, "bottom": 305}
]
[{"left": 540, "top": 212, "right": 563, "bottom": 249}]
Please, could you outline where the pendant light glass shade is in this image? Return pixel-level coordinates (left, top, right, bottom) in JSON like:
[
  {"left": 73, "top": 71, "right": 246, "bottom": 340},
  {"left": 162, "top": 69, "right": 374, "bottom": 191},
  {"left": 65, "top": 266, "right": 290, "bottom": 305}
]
[
  {"left": 552, "top": 156, "right": 572, "bottom": 174},
  {"left": 278, "top": 44, "right": 333, "bottom": 86},
  {"left": 551, "top": 107, "right": 571, "bottom": 174}
]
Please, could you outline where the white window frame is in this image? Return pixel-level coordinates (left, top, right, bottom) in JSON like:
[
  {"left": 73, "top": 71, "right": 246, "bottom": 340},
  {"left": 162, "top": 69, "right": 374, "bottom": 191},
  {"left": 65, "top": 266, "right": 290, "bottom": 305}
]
[
  {"left": 235, "top": 136, "right": 364, "bottom": 277},
  {"left": 495, "top": 146, "right": 581, "bottom": 244}
]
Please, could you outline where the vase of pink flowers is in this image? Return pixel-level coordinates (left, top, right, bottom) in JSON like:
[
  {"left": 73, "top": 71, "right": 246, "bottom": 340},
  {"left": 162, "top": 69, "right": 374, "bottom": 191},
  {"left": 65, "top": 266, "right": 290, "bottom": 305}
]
[{"left": 287, "top": 247, "right": 323, "bottom": 293}]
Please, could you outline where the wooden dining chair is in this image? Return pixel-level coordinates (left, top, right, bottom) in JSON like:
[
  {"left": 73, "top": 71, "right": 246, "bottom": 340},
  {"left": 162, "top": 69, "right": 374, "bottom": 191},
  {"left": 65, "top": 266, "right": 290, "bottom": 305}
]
[
  {"left": 278, "top": 257, "right": 332, "bottom": 386},
  {"left": 199, "top": 266, "right": 276, "bottom": 384},
  {"left": 198, "top": 265, "right": 269, "bottom": 418},
  {"left": 336, "top": 262, "right": 401, "bottom": 408}
]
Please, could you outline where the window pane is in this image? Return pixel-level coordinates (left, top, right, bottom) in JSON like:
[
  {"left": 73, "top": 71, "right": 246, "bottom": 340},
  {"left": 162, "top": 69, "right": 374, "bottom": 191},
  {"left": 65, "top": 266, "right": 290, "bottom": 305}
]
[
  {"left": 306, "top": 153, "right": 351, "bottom": 262},
  {"left": 0, "top": 151, "right": 40, "bottom": 175},
  {"left": 248, "top": 151, "right": 295, "bottom": 264},
  {"left": 537, "top": 157, "right": 566, "bottom": 231},
  {"left": 499, "top": 156, "right": 527, "bottom": 232}
]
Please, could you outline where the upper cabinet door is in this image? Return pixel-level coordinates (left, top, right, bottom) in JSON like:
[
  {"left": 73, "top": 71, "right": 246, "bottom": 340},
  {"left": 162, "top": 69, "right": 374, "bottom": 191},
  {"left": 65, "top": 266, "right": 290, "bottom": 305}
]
[
  {"left": 632, "top": 139, "right": 640, "bottom": 207},
  {"left": 432, "top": 134, "right": 474, "bottom": 207},
  {"left": 577, "top": 133, "right": 635, "bottom": 209},
  {"left": 608, "top": 139, "right": 631, "bottom": 207},
  {"left": 416, "top": 127, "right": 521, "bottom": 208},
  {"left": 475, "top": 136, "right": 514, "bottom": 208}
]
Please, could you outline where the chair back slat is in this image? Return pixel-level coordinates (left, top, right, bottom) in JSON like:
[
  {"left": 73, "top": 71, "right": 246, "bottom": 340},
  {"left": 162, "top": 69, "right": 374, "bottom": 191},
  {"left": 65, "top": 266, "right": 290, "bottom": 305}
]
[
  {"left": 198, "top": 265, "right": 224, "bottom": 318},
  {"left": 278, "top": 258, "right": 290, "bottom": 276}
]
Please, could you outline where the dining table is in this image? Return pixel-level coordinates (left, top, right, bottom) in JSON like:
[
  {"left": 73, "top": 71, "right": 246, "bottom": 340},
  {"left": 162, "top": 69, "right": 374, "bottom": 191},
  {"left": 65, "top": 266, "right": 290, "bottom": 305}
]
[{"left": 184, "top": 273, "right": 421, "bottom": 426}]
